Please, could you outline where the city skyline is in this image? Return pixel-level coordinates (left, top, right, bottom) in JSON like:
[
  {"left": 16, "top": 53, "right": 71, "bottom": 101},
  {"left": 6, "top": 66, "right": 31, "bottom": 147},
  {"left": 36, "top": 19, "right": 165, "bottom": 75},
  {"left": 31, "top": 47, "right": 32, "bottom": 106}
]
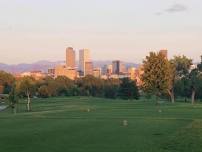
[
  {"left": 0, "top": 47, "right": 201, "bottom": 65},
  {"left": 0, "top": 0, "right": 202, "bottom": 64}
]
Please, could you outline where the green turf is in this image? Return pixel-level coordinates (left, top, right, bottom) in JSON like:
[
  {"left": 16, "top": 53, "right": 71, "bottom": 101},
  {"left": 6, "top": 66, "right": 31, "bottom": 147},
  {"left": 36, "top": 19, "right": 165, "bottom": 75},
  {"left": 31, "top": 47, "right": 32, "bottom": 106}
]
[{"left": 1, "top": 97, "right": 202, "bottom": 152}]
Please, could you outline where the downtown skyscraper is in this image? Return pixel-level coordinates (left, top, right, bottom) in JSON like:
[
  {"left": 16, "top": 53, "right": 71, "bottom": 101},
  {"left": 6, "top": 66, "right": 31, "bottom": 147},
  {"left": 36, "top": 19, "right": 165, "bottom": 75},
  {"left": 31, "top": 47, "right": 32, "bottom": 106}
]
[
  {"left": 66, "top": 47, "right": 76, "bottom": 69},
  {"left": 79, "top": 49, "right": 91, "bottom": 76}
]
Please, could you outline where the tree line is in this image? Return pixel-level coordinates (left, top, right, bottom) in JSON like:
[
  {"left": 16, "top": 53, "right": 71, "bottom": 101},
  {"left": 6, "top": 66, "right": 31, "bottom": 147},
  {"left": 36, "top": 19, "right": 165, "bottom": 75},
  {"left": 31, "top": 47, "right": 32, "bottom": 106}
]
[
  {"left": 0, "top": 72, "right": 139, "bottom": 112},
  {"left": 141, "top": 53, "right": 202, "bottom": 104}
]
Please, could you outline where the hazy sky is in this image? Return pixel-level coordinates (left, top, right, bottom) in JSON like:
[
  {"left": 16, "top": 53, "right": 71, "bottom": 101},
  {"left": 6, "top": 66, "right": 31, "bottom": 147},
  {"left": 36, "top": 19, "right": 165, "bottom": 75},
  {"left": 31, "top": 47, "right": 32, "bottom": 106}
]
[{"left": 0, "top": 0, "right": 202, "bottom": 64}]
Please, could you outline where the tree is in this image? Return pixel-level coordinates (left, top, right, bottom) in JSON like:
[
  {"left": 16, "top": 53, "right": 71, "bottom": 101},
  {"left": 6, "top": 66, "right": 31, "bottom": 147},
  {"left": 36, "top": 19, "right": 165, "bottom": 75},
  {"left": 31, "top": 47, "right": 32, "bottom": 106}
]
[
  {"left": 198, "top": 55, "right": 202, "bottom": 72},
  {"left": 104, "top": 79, "right": 120, "bottom": 99},
  {"left": 187, "top": 58, "right": 202, "bottom": 104},
  {"left": 189, "top": 69, "right": 201, "bottom": 104},
  {"left": 169, "top": 56, "right": 193, "bottom": 103},
  {"left": 55, "top": 76, "right": 74, "bottom": 96},
  {"left": 167, "top": 61, "right": 176, "bottom": 103},
  {"left": 195, "top": 75, "right": 202, "bottom": 100},
  {"left": 16, "top": 76, "right": 36, "bottom": 111},
  {"left": 8, "top": 83, "right": 18, "bottom": 114},
  {"left": 38, "top": 85, "right": 49, "bottom": 98},
  {"left": 171, "top": 55, "right": 192, "bottom": 77},
  {"left": 141, "top": 52, "right": 170, "bottom": 103},
  {"left": 36, "top": 77, "right": 57, "bottom": 97},
  {"left": 0, "top": 71, "right": 15, "bottom": 94},
  {"left": 76, "top": 75, "right": 104, "bottom": 97},
  {"left": 174, "top": 77, "right": 191, "bottom": 102},
  {"left": 118, "top": 78, "right": 139, "bottom": 100},
  {"left": 196, "top": 57, "right": 202, "bottom": 100}
]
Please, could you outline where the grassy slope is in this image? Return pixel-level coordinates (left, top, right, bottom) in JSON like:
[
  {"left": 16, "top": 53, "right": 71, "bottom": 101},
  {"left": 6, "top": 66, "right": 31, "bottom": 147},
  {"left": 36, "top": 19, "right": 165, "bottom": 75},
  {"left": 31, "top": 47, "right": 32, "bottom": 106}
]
[{"left": 0, "top": 97, "right": 202, "bottom": 152}]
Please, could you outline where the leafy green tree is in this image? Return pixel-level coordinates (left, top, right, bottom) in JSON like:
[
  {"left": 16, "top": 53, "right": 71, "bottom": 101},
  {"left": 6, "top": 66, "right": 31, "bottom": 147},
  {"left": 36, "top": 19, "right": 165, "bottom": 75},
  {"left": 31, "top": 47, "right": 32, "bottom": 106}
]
[
  {"left": 174, "top": 77, "right": 191, "bottom": 102},
  {"left": 0, "top": 71, "right": 15, "bottom": 94},
  {"left": 187, "top": 58, "right": 202, "bottom": 104},
  {"left": 196, "top": 58, "right": 202, "bottom": 100},
  {"left": 104, "top": 85, "right": 119, "bottom": 99},
  {"left": 171, "top": 55, "right": 193, "bottom": 77},
  {"left": 38, "top": 85, "right": 49, "bottom": 98},
  {"left": 198, "top": 55, "right": 202, "bottom": 72},
  {"left": 8, "top": 83, "right": 18, "bottom": 114},
  {"left": 169, "top": 56, "right": 193, "bottom": 103},
  {"left": 141, "top": 52, "right": 170, "bottom": 103},
  {"left": 118, "top": 78, "right": 139, "bottom": 100},
  {"left": 16, "top": 76, "right": 36, "bottom": 111},
  {"left": 104, "top": 79, "right": 120, "bottom": 99},
  {"left": 189, "top": 69, "right": 201, "bottom": 104},
  {"left": 195, "top": 75, "right": 202, "bottom": 100},
  {"left": 69, "top": 85, "right": 80, "bottom": 96},
  {"left": 55, "top": 76, "right": 74, "bottom": 96},
  {"left": 36, "top": 77, "right": 57, "bottom": 97},
  {"left": 76, "top": 75, "right": 104, "bottom": 97}
]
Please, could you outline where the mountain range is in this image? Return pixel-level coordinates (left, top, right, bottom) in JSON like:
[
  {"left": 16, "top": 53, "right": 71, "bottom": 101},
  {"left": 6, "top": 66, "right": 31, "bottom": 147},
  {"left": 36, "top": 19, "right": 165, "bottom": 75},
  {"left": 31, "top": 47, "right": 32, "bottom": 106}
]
[{"left": 0, "top": 60, "right": 140, "bottom": 74}]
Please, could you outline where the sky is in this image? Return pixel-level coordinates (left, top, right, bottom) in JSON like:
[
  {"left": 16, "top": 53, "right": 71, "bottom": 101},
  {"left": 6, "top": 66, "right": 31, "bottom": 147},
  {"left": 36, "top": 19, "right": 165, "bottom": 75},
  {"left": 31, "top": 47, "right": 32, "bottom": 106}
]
[{"left": 0, "top": 0, "right": 202, "bottom": 64}]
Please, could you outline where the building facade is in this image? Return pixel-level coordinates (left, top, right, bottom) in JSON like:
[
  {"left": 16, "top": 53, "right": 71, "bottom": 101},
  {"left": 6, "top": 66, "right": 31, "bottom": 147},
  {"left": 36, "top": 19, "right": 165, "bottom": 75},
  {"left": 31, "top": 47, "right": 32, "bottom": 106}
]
[
  {"left": 128, "top": 67, "right": 136, "bottom": 80},
  {"left": 112, "top": 60, "right": 120, "bottom": 75},
  {"left": 112, "top": 60, "right": 125, "bottom": 75},
  {"left": 93, "top": 68, "right": 102, "bottom": 78},
  {"left": 48, "top": 68, "right": 55, "bottom": 78},
  {"left": 54, "top": 65, "right": 77, "bottom": 80},
  {"left": 79, "top": 49, "right": 90, "bottom": 76},
  {"left": 66, "top": 47, "right": 76, "bottom": 68},
  {"left": 85, "top": 62, "right": 93, "bottom": 76}
]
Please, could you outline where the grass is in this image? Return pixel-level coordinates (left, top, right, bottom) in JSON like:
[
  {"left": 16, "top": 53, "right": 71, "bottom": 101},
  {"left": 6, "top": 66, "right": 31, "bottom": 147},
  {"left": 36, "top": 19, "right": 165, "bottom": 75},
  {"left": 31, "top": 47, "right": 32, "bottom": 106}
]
[{"left": 1, "top": 97, "right": 202, "bottom": 152}]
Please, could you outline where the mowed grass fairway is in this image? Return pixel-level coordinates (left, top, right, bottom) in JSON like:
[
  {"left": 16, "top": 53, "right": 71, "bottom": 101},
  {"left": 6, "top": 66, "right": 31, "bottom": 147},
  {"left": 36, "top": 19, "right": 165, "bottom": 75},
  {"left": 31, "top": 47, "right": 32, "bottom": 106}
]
[{"left": 1, "top": 97, "right": 202, "bottom": 152}]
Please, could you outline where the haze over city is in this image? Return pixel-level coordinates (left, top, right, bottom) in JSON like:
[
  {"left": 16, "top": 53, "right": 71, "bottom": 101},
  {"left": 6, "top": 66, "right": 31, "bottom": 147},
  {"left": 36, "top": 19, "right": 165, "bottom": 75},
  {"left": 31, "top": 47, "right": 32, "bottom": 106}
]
[{"left": 0, "top": 0, "right": 202, "bottom": 64}]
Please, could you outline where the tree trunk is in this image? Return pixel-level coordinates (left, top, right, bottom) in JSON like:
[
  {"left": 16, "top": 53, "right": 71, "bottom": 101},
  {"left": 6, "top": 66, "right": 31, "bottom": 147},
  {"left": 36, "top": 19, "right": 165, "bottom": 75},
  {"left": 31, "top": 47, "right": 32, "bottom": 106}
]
[
  {"left": 27, "top": 92, "right": 31, "bottom": 111},
  {"left": 168, "top": 89, "right": 175, "bottom": 103},
  {"left": 171, "top": 93, "right": 175, "bottom": 103},
  {"left": 191, "top": 90, "right": 196, "bottom": 105}
]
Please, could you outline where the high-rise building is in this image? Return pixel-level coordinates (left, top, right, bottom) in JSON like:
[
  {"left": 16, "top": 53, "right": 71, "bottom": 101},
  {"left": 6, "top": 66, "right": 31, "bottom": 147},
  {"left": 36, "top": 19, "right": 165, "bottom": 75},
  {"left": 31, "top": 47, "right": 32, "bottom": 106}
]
[
  {"left": 128, "top": 67, "right": 136, "bottom": 80},
  {"left": 85, "top": 62, "right": 93, "bottom": 76},
  {"left": 112, "top": 60, "right": 125, "bottom": 75},
  {"left": 102, "top": 65, "right": 108, "bottom": 75},
  {"left": 102, "top": 64, "right": 112, "bottom": 76},
  {"left": 160, "top": 50, "right": 168, "bottom": 59},
  {"left": 79, "top": 49, "right": 90, "bottom": 76},
  {"left": 107, "top": 64, "right": 113, "bottom": 75},
  {"left": 66, "top": 47, "right": 76, "bottom": 68},
  {"left": 120, "top": 63, "right": 126, "bottom": 73},
  {"left": 112, "top": 60, "right": 120, "bottom": 74},
  {"left": 93, "top": 68, "right": 101, "bottom": 78}
]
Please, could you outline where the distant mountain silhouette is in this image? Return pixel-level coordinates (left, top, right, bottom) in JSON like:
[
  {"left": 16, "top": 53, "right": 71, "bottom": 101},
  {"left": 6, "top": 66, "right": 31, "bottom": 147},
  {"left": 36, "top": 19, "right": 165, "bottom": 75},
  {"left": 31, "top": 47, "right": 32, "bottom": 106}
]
[
  {"left": 0, "top": 60, "right": 140, "bottom": 74},
  {"left": 0, "top": 60, "right": 64, "bottom": 74}
]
